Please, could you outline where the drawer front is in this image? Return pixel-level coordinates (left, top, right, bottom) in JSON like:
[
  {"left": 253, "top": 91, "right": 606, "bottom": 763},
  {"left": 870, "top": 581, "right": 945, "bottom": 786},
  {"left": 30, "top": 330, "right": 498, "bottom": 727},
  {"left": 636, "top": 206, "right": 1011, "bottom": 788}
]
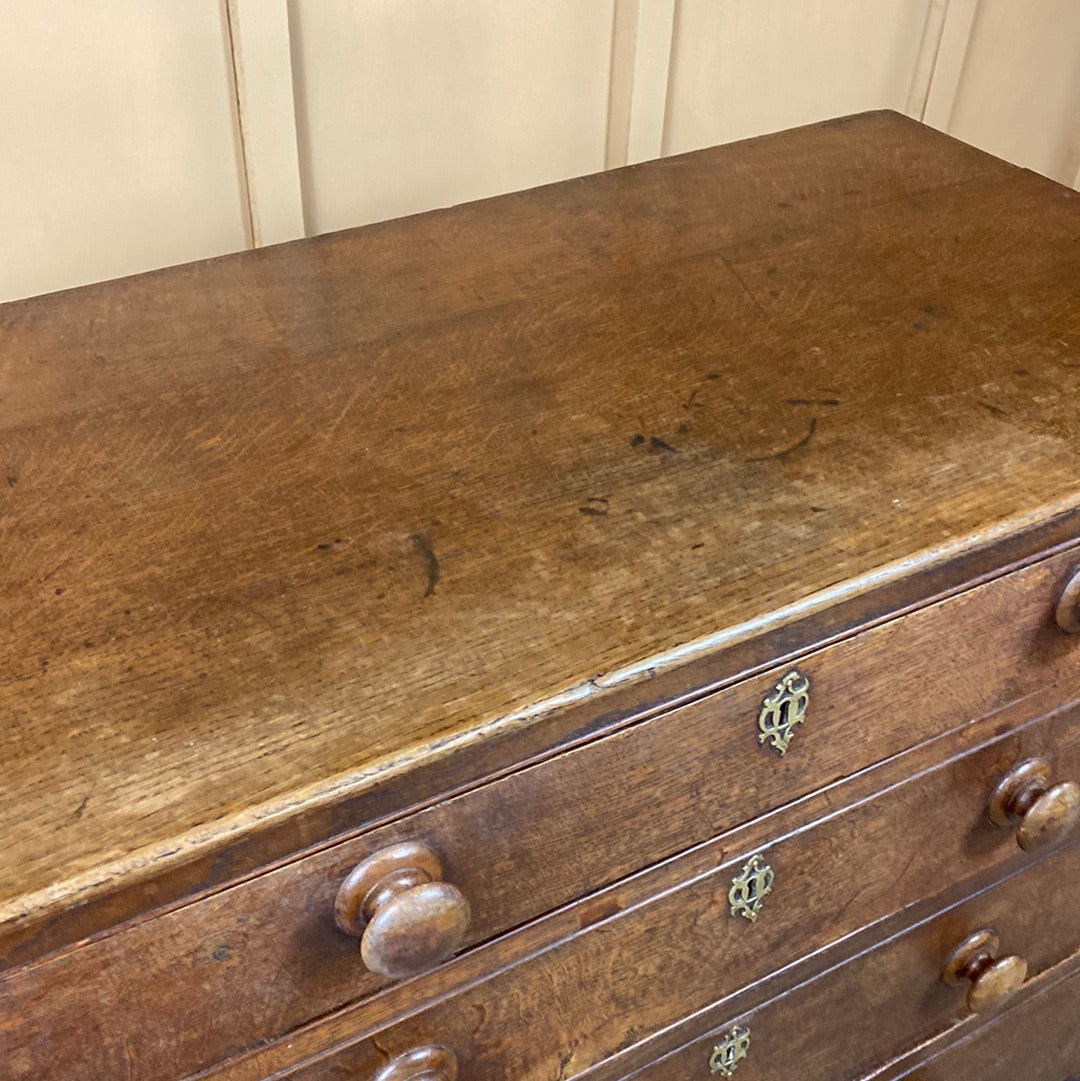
[
  {"left": 248, "top": 699, "right": 1080, "bottom": 1081},
  {"left": 3, "top": 553, "right": 1079, "bottom": 1081},
  {"left": 897, "top": 954, "right": 1080, "bottom": 1081},
  {"left": 618, "top": 844, "right": 1080, "bottom": 1081}
]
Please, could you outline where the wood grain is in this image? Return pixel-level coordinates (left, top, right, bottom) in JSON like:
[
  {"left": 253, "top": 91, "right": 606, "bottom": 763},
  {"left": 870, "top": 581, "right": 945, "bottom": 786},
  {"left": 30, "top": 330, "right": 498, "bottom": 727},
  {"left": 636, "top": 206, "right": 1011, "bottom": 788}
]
[
  {"left": 605, "top": 846, "right": 1080, "bottom": 1081},
  {"left": 20, "top": 690, "right": 1069, "bottom": 1081},
  {"left": 892, "top": 952, "right": 1080, "bottom": 1080},
  {"left": 2, "top": 550, "right": 1078, "bottom": 1078},
  {"left": 1, "top": 111, "right": 1078, "bottom": 961},
  {"left": 228, "top": 701, "right": 1080, "bottom": 1081}
]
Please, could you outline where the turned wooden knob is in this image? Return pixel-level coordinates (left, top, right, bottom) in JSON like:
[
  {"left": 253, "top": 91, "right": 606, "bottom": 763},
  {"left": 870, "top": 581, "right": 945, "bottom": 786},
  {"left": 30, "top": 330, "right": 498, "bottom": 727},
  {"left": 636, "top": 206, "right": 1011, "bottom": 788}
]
[
  {"left": 942, "top": 929, "right": 1027, "bottom": 1013},
  {"left": 335, "top": 841, "right": 471, "bottom": 980},
  {"left": 987, "top": 757, "right": 1080, "bottom": 852},
  {"left": 373, "top": 1046, "right": 458, "bottom": 1081},
  {"left": 1055, "top": 566, "right": 1080, "bottom": 632}
]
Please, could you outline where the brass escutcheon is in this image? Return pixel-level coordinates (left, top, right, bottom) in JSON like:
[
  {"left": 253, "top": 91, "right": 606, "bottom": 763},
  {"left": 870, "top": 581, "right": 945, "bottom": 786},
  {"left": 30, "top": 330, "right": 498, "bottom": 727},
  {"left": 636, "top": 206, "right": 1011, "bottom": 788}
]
[
  {"left": 728, "top": 854, "right": 774, "bottom": 922},
  {"left": 758, "top": 670, "right": 810, "bottom": 756},
  {"left": 709, "top": 1026, "right": 751, "bottom": 1077}
]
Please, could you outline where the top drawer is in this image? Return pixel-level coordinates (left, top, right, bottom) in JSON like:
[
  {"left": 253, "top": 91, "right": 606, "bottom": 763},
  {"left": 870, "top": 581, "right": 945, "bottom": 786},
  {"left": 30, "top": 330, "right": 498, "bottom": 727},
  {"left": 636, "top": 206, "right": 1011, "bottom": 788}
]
[{"left": 4, "top": 550, "right": 1080, "bottom": 1081}]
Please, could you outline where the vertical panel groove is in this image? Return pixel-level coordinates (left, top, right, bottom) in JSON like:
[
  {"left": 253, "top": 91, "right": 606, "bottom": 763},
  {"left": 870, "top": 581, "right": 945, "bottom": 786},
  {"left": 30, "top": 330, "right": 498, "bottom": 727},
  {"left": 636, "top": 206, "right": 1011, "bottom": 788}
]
[
  {"left": 905, "top": 0, "right": 949, "bottom": 120},
  {"left": 227, "top": 0, "right": 307, "bottom": 246},
  {"left": 625, "top": 0, "right": 678, "bottom": 164},
  {"left": 921, "top": 0, "right": 981, "bottom": 132},
  {"left": 285, "top": 0, "right": 315, "bottom": 237},
  {"left": 224, "top": 0, "right": 258, "bottom": 248},
  {"left": 606, "top": 0, "right": 639, "bottom": 169},
  {"left": 659, "top": 0, "right": 681, "bottom": 157}
]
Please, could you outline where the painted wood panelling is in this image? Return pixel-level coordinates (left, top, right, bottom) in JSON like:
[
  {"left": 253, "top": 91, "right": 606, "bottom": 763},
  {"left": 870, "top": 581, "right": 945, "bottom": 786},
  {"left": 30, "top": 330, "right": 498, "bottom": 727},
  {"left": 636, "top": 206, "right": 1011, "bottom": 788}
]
[
  {"left": 286, "top": 0, "right": 617, "bottom": 235},
  {"left": 663, "top": 0, "right": 934, "bottom": 156},
  {"left": 944, "top": 0, "right": 1080, "bottom": 187},
  {"left": 606, "top": 0, "right": 679, "bottom": 167},
  {"left": 227, "top": 0, "right": 306, "bottom": 246},
  {"left": 0, "top": 1, "right": 248, "bottom": 304}
]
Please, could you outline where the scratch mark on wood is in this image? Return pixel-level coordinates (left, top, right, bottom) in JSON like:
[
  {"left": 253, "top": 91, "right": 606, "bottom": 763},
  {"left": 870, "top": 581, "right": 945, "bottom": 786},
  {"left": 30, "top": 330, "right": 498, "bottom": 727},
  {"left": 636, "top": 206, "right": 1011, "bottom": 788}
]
[
  {"left": 325, "top": 386, "right": 364, "bottom": 438},
  {"left": 979, "top": 401, "right": 1009, "bottom": 418},
  {"left": 73, "top": 794, "right": 90, "bottom": 820},
  {"left": 409, "top": 533, "right": 440, "bottom": 598},
  {"left": 579, "top": 506, "right": 607, "bottom": 517},
  {"left": 719, "top": 252, "right": 768, "bottom": 317},
  {"left": 747, "top": 417, "right": 818, "bottom": 463},
  {"left": 786, "top": 398, "right": 841, "bottom": 406}
]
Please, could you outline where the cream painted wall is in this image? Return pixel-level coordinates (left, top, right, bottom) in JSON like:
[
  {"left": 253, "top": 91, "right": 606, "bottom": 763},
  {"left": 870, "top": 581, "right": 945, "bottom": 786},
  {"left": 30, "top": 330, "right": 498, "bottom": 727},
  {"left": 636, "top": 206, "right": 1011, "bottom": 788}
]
[
  {"left": 0, "top": 0, "right": 248, "bottom": 304},
  {"left": 947, "top": 0, "right": 1080, "bottom": 186},
  {"left": 663, "top": 0, "right": 934, "bottom": 156},
  {"left": 288, "top": 0, "right": 617, "bottom": 234},
  {"left": 1, "top": 0, "right": 1077, "bottom": 304}
]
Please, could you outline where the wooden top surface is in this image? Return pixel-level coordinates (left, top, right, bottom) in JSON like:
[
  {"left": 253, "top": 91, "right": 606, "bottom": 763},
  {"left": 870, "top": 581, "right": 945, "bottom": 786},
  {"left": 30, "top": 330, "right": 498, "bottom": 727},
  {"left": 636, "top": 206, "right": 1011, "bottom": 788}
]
[{"left": 2, "top": 111, "right": 1078, "bottom": 946}]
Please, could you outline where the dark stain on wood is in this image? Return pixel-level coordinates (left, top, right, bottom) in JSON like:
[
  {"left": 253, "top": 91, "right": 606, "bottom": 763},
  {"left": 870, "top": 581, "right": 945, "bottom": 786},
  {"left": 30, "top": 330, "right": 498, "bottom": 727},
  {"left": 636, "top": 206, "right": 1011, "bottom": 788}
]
[
  {"left": 648, "top": 436, "right": 679, "bottom": 454},
  {"left": 409, "top": 533, "right": 440, "bottom": 598},
  {"left": 630, "top": 434, "right": 680, "bottom": 453}
]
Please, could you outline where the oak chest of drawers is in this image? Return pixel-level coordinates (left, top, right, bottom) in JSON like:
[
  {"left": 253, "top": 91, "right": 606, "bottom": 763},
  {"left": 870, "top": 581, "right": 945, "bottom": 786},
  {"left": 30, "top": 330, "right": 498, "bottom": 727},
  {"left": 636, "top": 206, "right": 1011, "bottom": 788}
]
[{"left": 1, "top": 110, "right": 1079, "bottom": 1080}]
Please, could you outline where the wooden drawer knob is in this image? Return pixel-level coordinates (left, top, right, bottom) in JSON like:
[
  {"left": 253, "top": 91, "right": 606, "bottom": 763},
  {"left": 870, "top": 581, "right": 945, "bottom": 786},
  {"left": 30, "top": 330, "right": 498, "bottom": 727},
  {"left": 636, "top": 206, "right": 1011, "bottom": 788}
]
[
  {"left": 335, "top": 841, "right": 471, "bottom": 980},
  {"left": 1055, "top": 566, "right": 1080, "bottom": 632},
  {"left": 942, "top": 929, "right": 1027, "bottom": 1013},
  {"left": 373, "top": 1046, "right": 458, "bottom": 1081},
  {"left": 987, "top": 757, "right": 1080, "bottom": 852}
]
